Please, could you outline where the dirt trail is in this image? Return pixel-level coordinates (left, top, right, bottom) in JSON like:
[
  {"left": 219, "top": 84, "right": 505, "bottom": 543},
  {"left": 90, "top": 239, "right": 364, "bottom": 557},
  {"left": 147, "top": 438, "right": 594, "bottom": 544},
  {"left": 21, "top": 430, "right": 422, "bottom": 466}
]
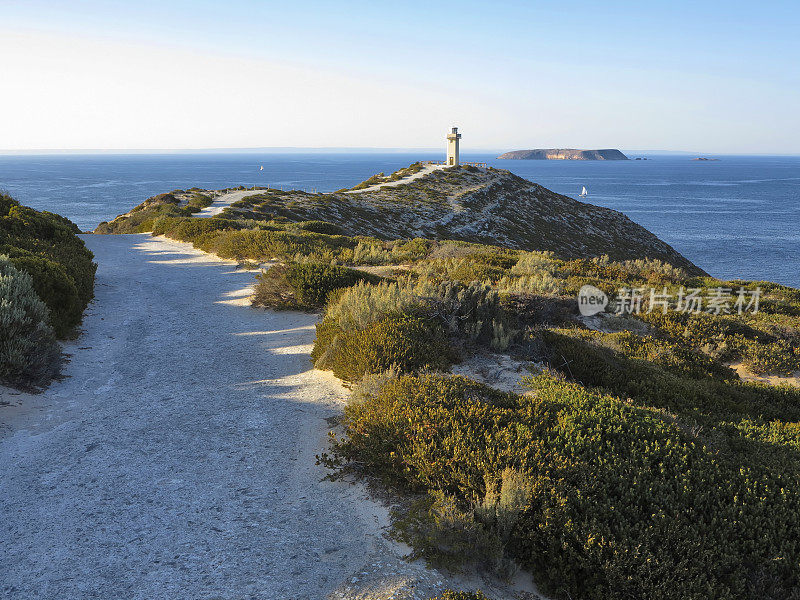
[
  {"left": 0, "top": 234, "right": 533, "bottom": 600},
  {"left": 197, "top": 189, "right": 265, "bottom": 217},
  {"left": 0, "top": 235, "right": 385, "bottom": 599}
]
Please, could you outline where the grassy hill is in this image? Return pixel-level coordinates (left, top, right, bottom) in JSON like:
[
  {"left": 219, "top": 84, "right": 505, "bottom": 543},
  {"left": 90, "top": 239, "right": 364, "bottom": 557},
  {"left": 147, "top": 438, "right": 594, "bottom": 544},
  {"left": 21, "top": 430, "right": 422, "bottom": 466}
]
[{"left": 96, "top": 164, "right": 704, "bottom": 275}]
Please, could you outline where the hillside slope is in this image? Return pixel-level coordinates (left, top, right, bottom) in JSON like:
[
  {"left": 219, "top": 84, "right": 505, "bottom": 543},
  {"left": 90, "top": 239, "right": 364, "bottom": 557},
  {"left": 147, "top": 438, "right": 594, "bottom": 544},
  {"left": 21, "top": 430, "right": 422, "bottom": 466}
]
[
  {"left": 223, "top": 166, "right": 702, "bottom": 274},
  {"left": 96, "top": 164, "right": 702, "bottom": 274}
]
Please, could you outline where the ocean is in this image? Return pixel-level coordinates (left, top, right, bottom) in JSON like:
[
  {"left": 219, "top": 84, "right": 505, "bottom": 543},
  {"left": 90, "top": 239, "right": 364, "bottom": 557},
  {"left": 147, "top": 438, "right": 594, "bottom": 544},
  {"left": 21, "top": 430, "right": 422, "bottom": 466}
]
[{"left": 1, "top": 152, "right": 798, "bottom": 287}]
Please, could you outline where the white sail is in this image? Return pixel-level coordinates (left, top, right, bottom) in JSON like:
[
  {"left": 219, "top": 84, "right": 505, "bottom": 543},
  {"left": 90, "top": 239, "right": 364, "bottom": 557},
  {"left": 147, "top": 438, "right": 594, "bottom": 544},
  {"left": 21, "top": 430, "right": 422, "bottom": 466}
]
[
  {"left": 259, "top": 165, "right": 264, "bottom": 171},
  {"left": 580, "top": 186, "right": 588, "bottom": 197}
]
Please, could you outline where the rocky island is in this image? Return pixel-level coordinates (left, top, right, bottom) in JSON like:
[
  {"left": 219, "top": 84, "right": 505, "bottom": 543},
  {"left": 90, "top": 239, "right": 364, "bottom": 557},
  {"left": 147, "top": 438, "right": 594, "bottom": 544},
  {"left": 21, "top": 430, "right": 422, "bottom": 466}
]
[{"left": 498, "top": 148, "right": 629, "bottom": 160}]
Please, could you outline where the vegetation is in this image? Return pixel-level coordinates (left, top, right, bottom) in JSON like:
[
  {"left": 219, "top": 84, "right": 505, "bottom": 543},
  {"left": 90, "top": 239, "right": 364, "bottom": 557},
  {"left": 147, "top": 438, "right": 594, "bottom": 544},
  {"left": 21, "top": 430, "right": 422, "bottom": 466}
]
[
  {"left": 312, "top": 314, "right": 455, "bottom": 382},
  {"left": 348, "top": 161, "right": 426, "bottom": 190},
  {"left": 98, "top": 165, "right": 800, "bottom": 597},
  {"left": 0, "top": 192, "right": 96, "bottom": 339},
  {"left": 325, "top": 371, "right": 800, "bottom": 599},
  {"left": 252, "top": 262, "right": 380, "bottom": 310},
  {"left": 0, "top": 256, "right": 60, "bottom": 386},
  {"left": 95, "top": 164, "right": 703, "bottom": 271}
]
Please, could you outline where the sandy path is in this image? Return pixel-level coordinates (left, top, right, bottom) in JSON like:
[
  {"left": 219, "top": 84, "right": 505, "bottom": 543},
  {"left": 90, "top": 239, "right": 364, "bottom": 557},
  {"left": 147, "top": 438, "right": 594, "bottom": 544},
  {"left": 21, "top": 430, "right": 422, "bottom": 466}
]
[
  {"left": 0, "top": 234, "right": 534, "bottom": 600},
  {"left": 197, "top": 189, "right": 265, "bottom": 217},
  {"left": 344, "top": 164, "right": 445, "bottom": 194},
  {"left": 0, "top": 234, "right": 389, "bottom": 600}
]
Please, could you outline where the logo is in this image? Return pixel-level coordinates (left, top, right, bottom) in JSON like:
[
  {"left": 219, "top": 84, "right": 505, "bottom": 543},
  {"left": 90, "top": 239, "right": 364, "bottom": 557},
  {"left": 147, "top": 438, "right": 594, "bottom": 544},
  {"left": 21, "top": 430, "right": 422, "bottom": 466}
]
[{"left": 578, "top": 284, "right": 608, "bottom": 316}]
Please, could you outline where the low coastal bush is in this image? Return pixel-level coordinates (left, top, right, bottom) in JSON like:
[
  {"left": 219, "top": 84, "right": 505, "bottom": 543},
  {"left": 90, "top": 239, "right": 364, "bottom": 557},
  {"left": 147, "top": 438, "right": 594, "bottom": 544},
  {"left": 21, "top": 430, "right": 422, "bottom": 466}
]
[
  {"left": 0, "top": 257, "right": 60, "bottom": 386},
  {"left": 311, "top": 314, "right": 454, "bottom": 382},
  {"left": 310, "top": 279, "right": 513, "bottom": 380},
  {"left": 742, "top": 338, "right": 800, "bottom": 376},
  {"left": 184, "top": 192, "right": 213, "bottom": 213},
  {"left": 6, "top": 253, "right": 80, "bottom": 338},
  {"left": 326, "top": 371, "right": 800, "bottom": 600},
  {"left": 539, "top": 328, "right": 800, "bottom": 422},
  {"left": 432, "top": 280, "right": 514, "bottom": 351},
  {"left": 150, "top": 217, "right": 358, "bottom": 263},
  {"left": 414, "top": 257, "right": 507, "bottom": 284},
  {"left": 290, "top": 220, "right": 344, "bottom": 236},
  {"left": 0, "top": 193, "right": 95, "bottom": 338},
  {"left": 252, "top": 263, "right": 381, "bottom": 310}
]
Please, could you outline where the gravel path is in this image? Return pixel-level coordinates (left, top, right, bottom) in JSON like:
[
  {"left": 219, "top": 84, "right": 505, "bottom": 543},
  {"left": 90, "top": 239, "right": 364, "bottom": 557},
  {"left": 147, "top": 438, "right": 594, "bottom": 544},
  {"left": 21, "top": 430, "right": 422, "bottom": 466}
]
[
  {"left": 343, "top": 164, "right": 445, "bottom": 194},
  {"left": 0, "top": 234, "right": 389, "bottom": 600},
  {"left": 196, "top": 189, "right": 265, "bottom": 217}
]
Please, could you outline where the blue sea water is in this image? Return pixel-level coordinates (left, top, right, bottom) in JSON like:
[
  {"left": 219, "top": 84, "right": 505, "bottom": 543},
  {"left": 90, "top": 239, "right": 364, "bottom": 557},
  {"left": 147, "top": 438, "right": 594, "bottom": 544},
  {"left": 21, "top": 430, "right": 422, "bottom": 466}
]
[{"left": 0, "top": 152, "right": 798, "bottom": 287}]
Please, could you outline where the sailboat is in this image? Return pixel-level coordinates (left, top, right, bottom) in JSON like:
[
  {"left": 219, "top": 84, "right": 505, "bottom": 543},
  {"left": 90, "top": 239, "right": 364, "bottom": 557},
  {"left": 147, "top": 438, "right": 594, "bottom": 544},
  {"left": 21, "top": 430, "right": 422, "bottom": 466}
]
[
  {"left": 259, "top": 165, "right": 264, "bottom": 171},
  {"left": 579, "top": 186, "right": 588, "bottom": 197}
]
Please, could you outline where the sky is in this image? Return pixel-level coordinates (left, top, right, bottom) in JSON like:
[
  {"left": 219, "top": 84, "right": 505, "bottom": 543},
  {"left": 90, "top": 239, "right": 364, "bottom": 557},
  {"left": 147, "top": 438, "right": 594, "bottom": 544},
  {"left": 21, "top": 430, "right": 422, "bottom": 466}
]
[{"left": 1, "top": 0, "right": 798, "bottom": 154}]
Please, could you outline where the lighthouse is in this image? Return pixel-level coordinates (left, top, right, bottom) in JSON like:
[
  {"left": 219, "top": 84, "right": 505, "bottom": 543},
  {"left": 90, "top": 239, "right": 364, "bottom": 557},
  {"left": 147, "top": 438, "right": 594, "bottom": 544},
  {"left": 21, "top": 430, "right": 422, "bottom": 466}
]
[{"left": 446, "top": 127, "right": 461, "bottom": 166}]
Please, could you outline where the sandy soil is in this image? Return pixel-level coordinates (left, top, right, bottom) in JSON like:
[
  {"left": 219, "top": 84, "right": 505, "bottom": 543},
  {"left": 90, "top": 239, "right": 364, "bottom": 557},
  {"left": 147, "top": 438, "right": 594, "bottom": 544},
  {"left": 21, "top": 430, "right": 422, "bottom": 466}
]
[
  {"left": 197, "top": 189, "right": 266, "bottom": 217},
  {"left": 344, "top": 164, "right": 445, "bottom": 194},
  {"left": 729, "top": 361, "right": 800, "bottom": 387},
  {"left": 0, "top": 234, "right": 535, "bottom": 600}
]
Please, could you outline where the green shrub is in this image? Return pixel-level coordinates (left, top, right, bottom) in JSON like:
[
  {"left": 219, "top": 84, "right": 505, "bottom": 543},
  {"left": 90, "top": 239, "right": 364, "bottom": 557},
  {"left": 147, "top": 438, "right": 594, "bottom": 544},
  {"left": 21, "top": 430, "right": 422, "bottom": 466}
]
[
  {"left": 291, "top": 220, "right": 345, "bottom": 235},
  {"left": 311, "top": 314, "right": 455, "bottom": 382},
  {"left": 415, "top": 257, "right": 506, "bottom": 284},
  {"left": 742, "top": 339, "right": 800, "bottom": 376},
  {"left": 6, "top": 252, "right": 80, "bottom": 337},
  {"left": 184, "top": 193, "right": 213, "bottom": 213},
  {"left": 539, "top": 329, "right": 800, "bottom": 422},
  {"left": 510, "top": 250, "right": 561, "bottom": 276},
  {"left": 252, "top": 263, "right": 380, "bottom": 310},
  {"left": 496, "top": 273, "right": 561, "bottom": 296},
  {"left": 327, "top": 371, "right": 800, "bottom": 600},
  {"left": 0, "top": 193, "right": 95, "bottom": 339},
  {"left": 0, "top": 256, "right": 60, "bottom": 386},
  {"left": 322, "top": 280, "right": 431, "bottom": 331},
  {"left": 391, "top": 490, "right": 507, "bottom": 575},
  {"left": 433, "top": 280, "right": 515, "bottom": 350}
]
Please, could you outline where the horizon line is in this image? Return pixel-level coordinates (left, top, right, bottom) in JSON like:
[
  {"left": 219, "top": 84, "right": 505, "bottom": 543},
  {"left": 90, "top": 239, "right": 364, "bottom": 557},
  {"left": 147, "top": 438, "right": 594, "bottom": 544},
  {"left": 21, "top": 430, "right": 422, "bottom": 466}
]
[{"left": 1, "top": 147, "right": 798, "bottom": 157}]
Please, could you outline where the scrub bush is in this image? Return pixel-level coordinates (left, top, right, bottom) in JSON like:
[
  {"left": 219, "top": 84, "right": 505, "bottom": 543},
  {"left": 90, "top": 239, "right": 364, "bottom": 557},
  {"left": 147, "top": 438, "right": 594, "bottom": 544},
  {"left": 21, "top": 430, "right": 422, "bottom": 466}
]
[
  {"left": 539, "top": 328, "right": 800, "bottom": 422},
  {"left": 6, "top": 252, "right": 79, "bottom": 337},
  {"left": 415, "top": 257, "right": 506, "bottom": 284},
  {"left": 328, "top": 371, "right": 800, "bottom": 600},
  {"left": 252, "top": 263, "right": 380, "bottom": 310},
  {"left": 0, "top": 193, "right": 95, "bottom": 339},
  {"left": 322, "top": 280, "right": 431, "bottom": 331},
  {"left": 432, "top": 280, "right": 514, "bottom": 350},
  {"left": 742, "top": 338, "right": 800, "bottom": 376},
  {"left": 311, "top": 314, "right": 454, "bottom": 382},
  {"left": 0, "top": 257, "right": 60, "bottom": 386},
  {"left": 291, "top": 220, "right": 344, "bottom": 235}
]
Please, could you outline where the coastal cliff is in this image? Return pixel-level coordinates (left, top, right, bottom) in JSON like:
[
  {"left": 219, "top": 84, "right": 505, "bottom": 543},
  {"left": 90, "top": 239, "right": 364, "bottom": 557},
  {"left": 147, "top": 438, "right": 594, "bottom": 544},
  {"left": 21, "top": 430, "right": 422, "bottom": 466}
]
[{"left": 498, "top": 148, "right": 629, "bottom": 160}]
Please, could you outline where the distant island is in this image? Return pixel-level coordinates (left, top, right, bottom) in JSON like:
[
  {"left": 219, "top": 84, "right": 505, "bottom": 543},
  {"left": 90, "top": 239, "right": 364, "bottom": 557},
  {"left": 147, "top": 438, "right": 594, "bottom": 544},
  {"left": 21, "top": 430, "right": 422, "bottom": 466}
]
[
  {"left": 692, "top": 157, "right": 720, "bottom": 161},
  {"left": 498, "top": 148, "right": 629, "bottom": 160}
]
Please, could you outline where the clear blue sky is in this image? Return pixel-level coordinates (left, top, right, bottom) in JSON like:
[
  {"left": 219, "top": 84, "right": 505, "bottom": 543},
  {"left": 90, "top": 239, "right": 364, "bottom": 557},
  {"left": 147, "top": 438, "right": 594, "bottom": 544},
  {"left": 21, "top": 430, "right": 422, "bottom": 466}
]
[{"left": 1, "top": 0, "right": 798, "bottom": 153}]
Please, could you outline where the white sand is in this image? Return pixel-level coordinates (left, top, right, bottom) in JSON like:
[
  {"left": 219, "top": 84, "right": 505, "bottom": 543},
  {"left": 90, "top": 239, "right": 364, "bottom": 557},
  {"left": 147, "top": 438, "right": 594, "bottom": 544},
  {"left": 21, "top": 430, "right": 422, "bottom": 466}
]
[
  {"left": 0, "top": 233, "right": 535, "bottom": 600},
  {"left": 197, "top": 189, "right": 267, "bottom": 217},
  {"left": 344, "top": 164, "right": 446, "bottom": 194},
  {"left": 729, "top": 361, "right": 800, "bottom": 387}
]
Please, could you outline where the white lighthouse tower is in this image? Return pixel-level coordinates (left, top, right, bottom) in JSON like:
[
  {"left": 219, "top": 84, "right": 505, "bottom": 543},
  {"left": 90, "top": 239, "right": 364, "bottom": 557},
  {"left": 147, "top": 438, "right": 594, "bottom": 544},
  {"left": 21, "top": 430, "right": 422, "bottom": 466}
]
[{"left": 446, "top": 126, "right": 461, "bottom": 166}]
